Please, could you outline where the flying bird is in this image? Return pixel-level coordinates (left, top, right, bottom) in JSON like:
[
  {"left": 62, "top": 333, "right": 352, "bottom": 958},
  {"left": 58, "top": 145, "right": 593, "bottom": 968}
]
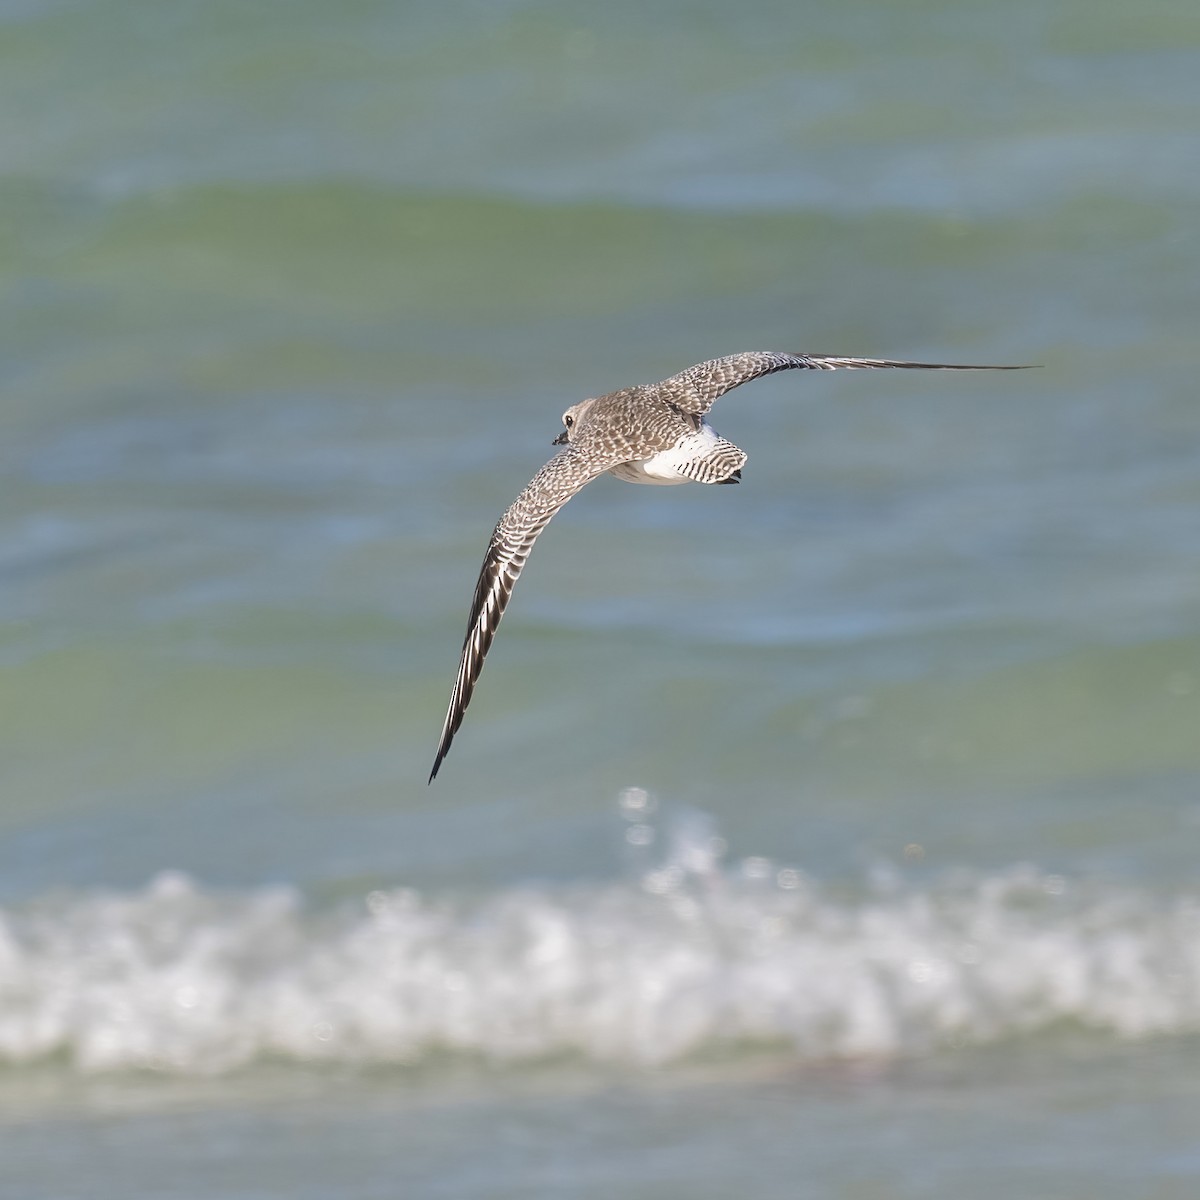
[{"left": 430, "top": 351, "right": 1030, "bottom": 780}]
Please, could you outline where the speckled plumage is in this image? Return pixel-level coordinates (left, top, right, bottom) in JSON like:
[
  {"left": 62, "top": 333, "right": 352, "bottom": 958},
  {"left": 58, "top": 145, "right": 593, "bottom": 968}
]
[{"left": 429, "top": 351, "right": 1029, "bottom": 780}]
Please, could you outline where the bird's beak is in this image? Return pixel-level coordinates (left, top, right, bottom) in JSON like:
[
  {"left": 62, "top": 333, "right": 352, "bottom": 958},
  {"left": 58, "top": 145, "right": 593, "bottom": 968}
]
[{"left": 552, "top": 430, "right": 568, "bottom": 445}]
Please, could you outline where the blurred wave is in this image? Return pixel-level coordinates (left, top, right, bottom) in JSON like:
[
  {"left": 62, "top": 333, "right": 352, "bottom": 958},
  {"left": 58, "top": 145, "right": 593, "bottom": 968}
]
[{"left": 3, "top": 797, "right": 1198, "bottom": 1076}]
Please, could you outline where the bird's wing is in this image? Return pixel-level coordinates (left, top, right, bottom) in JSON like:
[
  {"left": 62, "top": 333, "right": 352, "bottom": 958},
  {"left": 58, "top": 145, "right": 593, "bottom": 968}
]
[
  {"left": 429, "top": 448, "right": 606, "bottom": 781},
  {"left": 663, "top": 352, "right": 1032, "bottom": 415}
]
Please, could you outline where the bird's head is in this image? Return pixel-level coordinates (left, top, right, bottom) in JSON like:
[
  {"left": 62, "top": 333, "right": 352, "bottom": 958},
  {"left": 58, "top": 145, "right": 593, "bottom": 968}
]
[{"left": 553, "top": 398, "right": 595, "bottom": 445}]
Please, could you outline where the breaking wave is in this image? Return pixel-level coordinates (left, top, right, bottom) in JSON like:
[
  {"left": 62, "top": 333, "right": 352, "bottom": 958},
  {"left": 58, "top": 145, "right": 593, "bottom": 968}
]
[{"left": 2, "top": 795, "right": 1198, "bottom": 1075}]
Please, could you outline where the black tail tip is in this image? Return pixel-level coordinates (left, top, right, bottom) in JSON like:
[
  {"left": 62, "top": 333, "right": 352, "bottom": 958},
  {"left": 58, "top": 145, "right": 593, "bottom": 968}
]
[{"left": 717, "top": 469, "right": 742, "bottom": 485}]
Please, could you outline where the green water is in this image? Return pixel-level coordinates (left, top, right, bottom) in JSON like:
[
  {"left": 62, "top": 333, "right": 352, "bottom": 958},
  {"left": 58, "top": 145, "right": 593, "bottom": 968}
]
[{"left": 2, "top": 1, "right": 1200, "bottom": 1196}]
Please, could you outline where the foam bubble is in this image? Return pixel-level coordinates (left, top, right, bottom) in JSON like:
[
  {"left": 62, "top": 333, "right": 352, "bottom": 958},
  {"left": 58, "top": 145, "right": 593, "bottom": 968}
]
[{"left": 2, "top": 816, "right": 1199, "bottom": 1074}]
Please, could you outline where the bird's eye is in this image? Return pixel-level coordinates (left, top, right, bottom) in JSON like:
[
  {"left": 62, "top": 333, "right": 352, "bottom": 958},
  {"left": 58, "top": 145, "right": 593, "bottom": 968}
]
[{"left": 564, "top": 415, "right": 574, "bottom": 427}]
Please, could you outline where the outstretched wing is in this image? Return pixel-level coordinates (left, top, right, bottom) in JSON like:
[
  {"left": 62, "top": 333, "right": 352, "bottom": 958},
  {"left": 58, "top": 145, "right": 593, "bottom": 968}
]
[
  {"left": 664, "top": 352, "right": 1032, "bottom": 416},
  {"left": 429, "top": 449, "right": 605, "bottom": 782}
]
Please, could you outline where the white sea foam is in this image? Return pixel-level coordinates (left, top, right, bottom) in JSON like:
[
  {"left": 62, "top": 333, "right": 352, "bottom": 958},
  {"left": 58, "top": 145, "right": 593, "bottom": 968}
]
[{"left": 2, "top": 801, "right": 1199, "bottom": 1075}]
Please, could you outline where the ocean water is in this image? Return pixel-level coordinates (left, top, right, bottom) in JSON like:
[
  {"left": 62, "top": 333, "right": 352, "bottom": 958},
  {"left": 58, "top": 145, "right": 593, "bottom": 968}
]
[{"left": 3, "top": 0, "right": 1200, "bottom": 1196}]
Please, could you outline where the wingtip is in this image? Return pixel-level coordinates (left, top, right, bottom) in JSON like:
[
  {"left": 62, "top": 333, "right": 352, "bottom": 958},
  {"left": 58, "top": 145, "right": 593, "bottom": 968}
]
[{"left": 428, "top": 749, "right": 444, "bottom": 784}]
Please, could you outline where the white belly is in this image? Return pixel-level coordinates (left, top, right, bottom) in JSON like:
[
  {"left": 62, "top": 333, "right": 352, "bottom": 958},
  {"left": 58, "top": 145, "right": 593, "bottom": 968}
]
[
  {"left": 607, "top": 428, "right": 718, "bottom": 486},
  {"left": 608, "top": 455, "right": 692, "bottom": 485}
]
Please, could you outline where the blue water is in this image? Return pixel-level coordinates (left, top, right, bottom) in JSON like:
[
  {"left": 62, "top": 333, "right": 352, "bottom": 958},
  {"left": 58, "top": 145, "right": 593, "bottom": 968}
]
[{"left": 3, "top": 1, "right": 1200, "bottom": 1196}]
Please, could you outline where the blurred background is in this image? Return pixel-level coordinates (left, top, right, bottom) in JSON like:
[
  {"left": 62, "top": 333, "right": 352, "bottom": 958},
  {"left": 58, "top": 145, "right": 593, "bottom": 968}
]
[{"left": 3, "top": 1, "right": 1200, "bottom": 1196}]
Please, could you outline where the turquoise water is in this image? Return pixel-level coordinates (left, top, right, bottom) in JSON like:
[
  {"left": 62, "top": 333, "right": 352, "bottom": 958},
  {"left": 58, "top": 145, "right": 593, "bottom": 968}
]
[{"left": 3, "top": 1, "right": 1200, "bottom": 1196}]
